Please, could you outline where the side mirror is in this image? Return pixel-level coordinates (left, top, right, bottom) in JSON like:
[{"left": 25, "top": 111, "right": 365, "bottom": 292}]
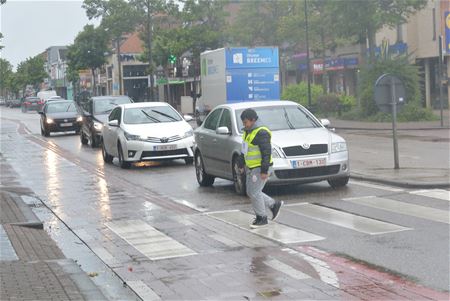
[
  {"left": 108, "top": 120, "right": 119, "bottom": 127},
  {"left": 321, "top": 119, "right": 330, "bottom": 128},
  {"left": 83, "top": 111, "right": 92, "bottom": 117},
  {"left": 216, "top": 126, "right": 230, "bottom": 135},
  {"left": 184, "top": 115, "right": 193, "bottom": 122},
  {"left": 38, "top": 111, "right": 44, "bottom": 115}
]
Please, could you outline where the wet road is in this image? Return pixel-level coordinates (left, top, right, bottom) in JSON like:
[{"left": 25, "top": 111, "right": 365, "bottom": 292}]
[{"left": 1, "top": 106, "right": 449, "bottom": 300}]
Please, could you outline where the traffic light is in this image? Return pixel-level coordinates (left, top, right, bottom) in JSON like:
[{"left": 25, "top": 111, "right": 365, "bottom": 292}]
[{"left": 168, "top": 54, "right": 177, "bottom": 64}]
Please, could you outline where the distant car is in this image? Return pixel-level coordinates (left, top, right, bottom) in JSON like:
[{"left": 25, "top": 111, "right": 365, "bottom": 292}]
[
  {"left": 7, "top": 98, "right": 21, "bottom": 108},
  {"left": 194, "top": 100, "right": 350, "bottom": 194},
  {"left": 0, "top": 97, "right": 5, "bottom": 106},
  {"left": 102, "top": 102, "right": 194, "bottom": 168},
  {"left": 21, "top": 97, "right": 43, "bottom": 113},
  {"left": 39, "top": 100, "right": 82, "bottom": 137},
  {"left": 37, "top": 90, "right": 57, "bottom": 103},
  {"left": 77, "top": 95, "right": 134, "bottom": 147}
]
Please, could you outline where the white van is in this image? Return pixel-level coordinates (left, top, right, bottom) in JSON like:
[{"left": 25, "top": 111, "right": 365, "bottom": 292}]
[{"left": 37, "top": 90, "right": 57, "bottom": 103}]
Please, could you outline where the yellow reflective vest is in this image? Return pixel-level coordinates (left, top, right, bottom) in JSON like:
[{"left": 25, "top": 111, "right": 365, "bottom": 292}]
[{"left": 243, "top": 126, "right": 273, "bottom": 169}]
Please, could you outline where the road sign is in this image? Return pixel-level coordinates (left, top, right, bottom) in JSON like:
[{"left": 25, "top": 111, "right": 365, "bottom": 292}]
[
  {"left": 374, "top": 74, "right": 405, "bottom": 114},
  {"left": 374, "top": 74, "right": 406, "bottom": 169}
]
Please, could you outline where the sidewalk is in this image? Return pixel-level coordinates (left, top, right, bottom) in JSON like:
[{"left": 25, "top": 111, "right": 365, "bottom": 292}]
[
  {"left": 0, "top": 190, "right": 107, "bottom": 300},
  {"left": 329, "top": 111, "right": 450, "bottom": 188}
]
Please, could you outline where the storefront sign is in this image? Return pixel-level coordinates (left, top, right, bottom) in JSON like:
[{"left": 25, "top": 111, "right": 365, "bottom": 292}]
[{"left": 445, "top": 12, "right": 450, "bottom": 53}]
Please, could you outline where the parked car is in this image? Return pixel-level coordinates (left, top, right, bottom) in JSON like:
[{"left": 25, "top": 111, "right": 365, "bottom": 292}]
[
  {"left": 0, "top": 97, "right": 5, "bottom": 106},
  {"left": 102, "top": 102, "right": 195, "bottom": 168},
  {"left": 77, "top": 96, "right": 134, "bottom": 147},
  {"left": 194, "top": 100, "right": 350, "bottom": 194},
  {"left": 7, "top": 98, "right": 21, "bottom": 108},
  {"left": 39, "top": 100, "right": 82, "bottom": 137},
  {"left": 21, "top": 97, "right": 43, "bottom": 112}
]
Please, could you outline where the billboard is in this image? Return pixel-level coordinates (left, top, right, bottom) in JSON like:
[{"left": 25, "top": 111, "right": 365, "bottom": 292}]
[{"left": 445, "top": 12, "right": 450, "bottom": 54}]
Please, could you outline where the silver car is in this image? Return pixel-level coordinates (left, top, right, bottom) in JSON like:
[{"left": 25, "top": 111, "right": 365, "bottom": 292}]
[{"left": 193, "top": 100, "right": 350, "bottom": 194}]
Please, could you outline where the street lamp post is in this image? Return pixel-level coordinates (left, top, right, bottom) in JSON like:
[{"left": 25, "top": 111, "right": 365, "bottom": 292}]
[{"left": 304, "top": 0, "right": 312, "bottom": 109}]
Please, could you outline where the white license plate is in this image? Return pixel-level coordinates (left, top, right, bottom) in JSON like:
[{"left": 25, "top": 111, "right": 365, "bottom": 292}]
[
  {"left": 153, "top": 144, "right": 176, "bottom": 151},
  {"left": 60, "top": 123, "right": 73, "bottom": 127},
  {"left": 291, "top": 158, "right": 326, "bottom": 168}
]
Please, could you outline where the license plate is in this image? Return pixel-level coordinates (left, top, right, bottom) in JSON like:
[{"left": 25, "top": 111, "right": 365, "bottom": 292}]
[
  {"left": 60, "top": 123, "right": 73, "bottom": 127},
  {"left": 153, "top": 144, "right": 176, "bottom": 151},
  {"left": 291, "top": 158, "right": 326, "bottom": 168}
]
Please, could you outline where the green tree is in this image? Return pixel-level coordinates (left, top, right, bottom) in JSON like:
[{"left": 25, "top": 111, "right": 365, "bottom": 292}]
[
  {"left": 15, "top": 56, "right": 47, "bottom": 94},
  {"left": 328, "top": 0, "right": 426, "bottom": 64},
  {"left": 67, "top": 25, "right": 109, "bottom": 95},
  {"left": 0, "top": 58, "right": 13, "bottom": 96}
]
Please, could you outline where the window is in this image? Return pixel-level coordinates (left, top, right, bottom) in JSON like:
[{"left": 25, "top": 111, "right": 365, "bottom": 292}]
[
  {"left": 218, "top": 109, "right": 232, "bottom": 132},
  {"left": 432, "top": 8, "right": 436, "bottom": 41},
  {"left": 46, "top": 102, "right": 77, "bottom": 113},
  {"left": 396, "top": 24, "right": 403, "bottom": 43},
  {"left": 93, "top": 97, "right": 132, "bottom": 114},
  {"left": 123, "top": 106, "right": 182, "bottom": 124},
  {"left": 203, "top": 109, "right": 222, "bottom": 130},
  {"left": 109, "top": 107, "right": 121, "bottom": 122}
]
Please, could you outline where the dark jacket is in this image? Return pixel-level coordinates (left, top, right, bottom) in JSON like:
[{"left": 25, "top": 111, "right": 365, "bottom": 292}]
[{"left": 238, "top": 123, "right": 272, "bottom": 174}]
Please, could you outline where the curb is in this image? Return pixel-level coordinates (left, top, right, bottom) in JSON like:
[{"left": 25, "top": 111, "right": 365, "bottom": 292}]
[
  {"left": 350, "top": 174, "right": 450, "bottom": 189},
  {"left": 8, "top": 193, "right": 44, "bottom": 229}
]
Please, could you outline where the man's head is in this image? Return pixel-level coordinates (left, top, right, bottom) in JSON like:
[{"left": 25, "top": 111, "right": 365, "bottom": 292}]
[{"left": 240, "top": 108, "right": 258, "bottom": 130}]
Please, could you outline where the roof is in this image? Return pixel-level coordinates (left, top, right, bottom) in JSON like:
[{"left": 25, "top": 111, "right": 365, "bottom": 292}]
[
  {"left": 219, "top": 100, "right": 298, "bottom": 110},
  {"left": 118, "top": 102, "right": 172, "bottom": 109},
  {"left": 120, "top": 32, "right": 144, "bottom": 53},
  {"left": 46, "top": 46, "right": 68, "bottom": 63}
]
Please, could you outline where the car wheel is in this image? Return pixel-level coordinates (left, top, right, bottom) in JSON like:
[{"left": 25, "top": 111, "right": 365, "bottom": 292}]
[
  {"left": 80, "top": 131, "right": 88, "bottom": 145},
  {"left": 118, "top": 143, "right": 131, "bottom": 169},
  {"left": 184, "top": 157, "right": 194, "bottom": 165},
  {"left": 102, "top": 142, "right": 113, "bottom": 163},
  {"left": 327, "top": 176, "right": 350, "bottom": 188},
  {"left": 232, "top": 157, "right": 246, "bottom": 195},
  {"left": 89, "top": 132, "right": 99, "bottom": 148},
  {"left": 195, "top": 152, "right": 214, "bottom": 186}
]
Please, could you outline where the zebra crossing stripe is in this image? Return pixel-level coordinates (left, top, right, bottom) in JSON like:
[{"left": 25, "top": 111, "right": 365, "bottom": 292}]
[
  {"left": 410, "top": 189, "right": 450, "bottom": 202},
  {"left": 344, "top": 196, "right": 450, "bottom": 224}
]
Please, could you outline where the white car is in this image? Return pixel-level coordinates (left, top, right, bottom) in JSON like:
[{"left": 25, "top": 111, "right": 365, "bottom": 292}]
[
  {"left": 102, "top": 102, "right": 195, "bottom": 168},
  {"left": 194, "top": 101, "right": 350, "bottom": 194}
]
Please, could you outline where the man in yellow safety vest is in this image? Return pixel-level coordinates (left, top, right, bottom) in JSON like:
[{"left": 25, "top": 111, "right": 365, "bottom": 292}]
[{"left": 238, "top": 108, "right": 283, "bottom": 228}]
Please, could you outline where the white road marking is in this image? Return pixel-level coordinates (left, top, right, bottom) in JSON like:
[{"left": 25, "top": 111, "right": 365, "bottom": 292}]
[
  {"left": 126, "top": 280, "right": 160, "bottom": 301},
  {"left": 172, "top": 199, "right": 208, "bottom": 212},
  {"left": 345, "top": 196, "right": 450, "bottom": 224},
  {"left": 209, "top": 234, "right": 241, "bottom": 248},
  {"left": 207, "top": 210, "right": 324, "bottom": 244},
  {"left": 410, "top": 189, "right": 450, "bottom": 202},
  {"left": 285, "top": 203, "right": 411, "bottom": 235},
  {"left": 263, "top": 258, "right": 311, "bottom": 280},
  {"left": 349, "top": 180, "right": 404, "bottom": 192},
  {"left": 282, "top": 248, "right": 340, "bottom": 288},
  {"left": 106, "top": 220, "right": 197, "bottom": 260}
]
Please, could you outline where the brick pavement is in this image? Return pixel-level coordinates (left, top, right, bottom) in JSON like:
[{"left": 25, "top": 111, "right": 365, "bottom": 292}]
[{"left": 0, "top": 161, "right": 106, "bottom": 300}]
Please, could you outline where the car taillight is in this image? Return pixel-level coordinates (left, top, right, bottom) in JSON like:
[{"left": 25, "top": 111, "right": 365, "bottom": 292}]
[{"left": 38, "top": 101, "right": 44, "bottom": 104}]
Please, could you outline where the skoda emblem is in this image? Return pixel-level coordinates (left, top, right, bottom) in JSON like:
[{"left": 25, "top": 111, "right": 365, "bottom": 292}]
[
  {"left": 302, "top": 143, "right": 310, "bottom": 149},
  {"left": 160, "top": 137, "right": 169, "bottom": 143}
]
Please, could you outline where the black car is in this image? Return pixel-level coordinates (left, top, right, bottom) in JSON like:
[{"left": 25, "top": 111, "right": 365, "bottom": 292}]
[
  {"left": 21, "top": 97, "right": 43, "bottom": 113},
  {"left": 39, "top": 101, "right": 82, "bottom": 137},
  {"left": 77, "top": 96, "right": 134, "bottom": 147}
]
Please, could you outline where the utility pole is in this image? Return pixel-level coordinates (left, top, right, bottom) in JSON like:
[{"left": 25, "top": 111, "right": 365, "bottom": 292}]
[
  {"left": 116, "top": 38, "right": 123, "bottom": 95},
  {"left": 146, "top": 0, "right": 155, "bottom": 102},
  {"left": 304, "top": 0, "right": 312, "bottom": 109}
]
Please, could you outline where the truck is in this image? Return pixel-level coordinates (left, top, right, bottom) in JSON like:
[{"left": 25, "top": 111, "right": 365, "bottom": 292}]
[
  {"left": 37, "top": 90, "right": 58, "bottom": 103},
  {"left": 196, "top": 47, "right": 280, "bottom": 122}
]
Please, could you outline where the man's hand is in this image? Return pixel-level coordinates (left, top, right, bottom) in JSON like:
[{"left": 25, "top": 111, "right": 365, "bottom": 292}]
[{"left": 260, "top": 173, "right": 268, "bottom": 180}]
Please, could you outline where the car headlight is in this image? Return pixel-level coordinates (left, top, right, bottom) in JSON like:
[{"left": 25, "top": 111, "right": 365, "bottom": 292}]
[
  {"left": 93, "top": 122, "right": 103, "bottom": 131},
  {"left": 124, "top": 131, "right": 141, "bottom": 141},
  {"left": 272, "top": 147, "right": 283, "bottom": 158},
  {"left": 46, "top": 118, "right": 54, "bottom": 124},
  {"left": 76, "top": 116, "right": 83, "bottom": 122},
  {"left": 183, "top": 129, "right": 194, "bottom": 138},
  {"left": 331, "top": 142, "right": 347, "bottom": 153}
]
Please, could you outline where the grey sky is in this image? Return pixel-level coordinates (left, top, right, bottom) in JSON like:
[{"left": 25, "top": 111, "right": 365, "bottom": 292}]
[{"left": 1, "top": 0, "right": 99, "bottom": 70}]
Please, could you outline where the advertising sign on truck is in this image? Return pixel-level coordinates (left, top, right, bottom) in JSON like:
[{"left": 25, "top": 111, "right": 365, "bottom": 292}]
[{"left": 197, "top": 47, "right": 279, "bottom": 117}]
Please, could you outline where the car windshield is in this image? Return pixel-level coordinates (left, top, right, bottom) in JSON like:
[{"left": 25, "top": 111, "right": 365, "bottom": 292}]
[
  {"left": 123, "top": 106, "right": 182, "bottom": 124},
  {"left": 46, "top": 102, "right": 77, "bottom": 113},
  {"left": 235, "top": 105, "right": 320, "bottom": 133},
  {"left": 94, "top": 97, "right": 132, "bottom": 114}
]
